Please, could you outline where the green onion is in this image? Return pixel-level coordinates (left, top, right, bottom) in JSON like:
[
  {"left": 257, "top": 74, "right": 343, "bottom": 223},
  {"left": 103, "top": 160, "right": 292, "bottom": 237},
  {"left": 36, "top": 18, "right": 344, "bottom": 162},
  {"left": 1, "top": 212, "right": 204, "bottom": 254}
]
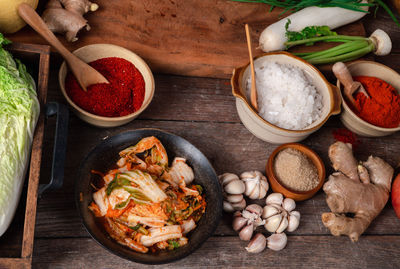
[{"left": 168, "top": 240, "right": 180, "bottom": 250}]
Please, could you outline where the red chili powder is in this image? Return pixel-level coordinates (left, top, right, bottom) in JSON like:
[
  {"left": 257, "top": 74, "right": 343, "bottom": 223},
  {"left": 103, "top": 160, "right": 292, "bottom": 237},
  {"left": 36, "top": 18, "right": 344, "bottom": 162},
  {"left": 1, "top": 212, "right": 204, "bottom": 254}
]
[
  {"left": 353, "top": 76, "right": 400, "bottom": 128},
  {"left": 332, "top": 128, "right": 360, "bottom": 148},
  {"left": 65, "top": 57, "right": 145, "bottom": 117}
]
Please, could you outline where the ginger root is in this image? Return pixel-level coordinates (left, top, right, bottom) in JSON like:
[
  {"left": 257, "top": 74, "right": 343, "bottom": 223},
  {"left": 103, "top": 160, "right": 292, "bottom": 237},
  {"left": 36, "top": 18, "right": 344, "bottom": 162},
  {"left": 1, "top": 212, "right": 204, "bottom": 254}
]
[
  {"left": 322, "top": 142, "right": 394, "bottom": 242},
  {"left": 42, "top": 0, "right": 98, "bottom": 42}
]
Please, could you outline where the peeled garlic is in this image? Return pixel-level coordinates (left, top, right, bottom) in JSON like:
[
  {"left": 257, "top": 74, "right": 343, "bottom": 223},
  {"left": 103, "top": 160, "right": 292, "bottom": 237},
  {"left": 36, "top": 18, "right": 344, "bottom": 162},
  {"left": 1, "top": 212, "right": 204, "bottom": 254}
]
[
  {"left": 262, "top": 193, "right": 301, "bottom": 234},
  {"left": 267, "top": 233, "right": 287, "bottom": 251},
  {"left": 245, "top": 233, "right": 267, "bottom": 253},
  {"left": 219, "top": 173, "right": 246, "bottom": 212},
  {"left": 240, "top": 171, "right": 269, "bottom": 200}
]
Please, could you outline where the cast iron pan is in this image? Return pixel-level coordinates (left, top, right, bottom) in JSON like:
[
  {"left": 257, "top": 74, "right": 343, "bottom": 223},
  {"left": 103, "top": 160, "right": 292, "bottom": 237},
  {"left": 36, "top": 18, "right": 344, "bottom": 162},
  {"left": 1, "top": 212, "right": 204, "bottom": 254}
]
[{"left": 75, "top": 128, "right": 222, "bottom": 264}]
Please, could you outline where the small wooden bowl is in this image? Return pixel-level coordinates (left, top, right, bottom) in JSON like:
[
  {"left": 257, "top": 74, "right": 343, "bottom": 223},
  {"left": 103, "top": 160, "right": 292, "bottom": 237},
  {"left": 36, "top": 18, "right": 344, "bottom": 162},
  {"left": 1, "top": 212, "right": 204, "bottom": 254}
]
[{"left": 266, "top": 143, "right": 325, "bottom": 201}]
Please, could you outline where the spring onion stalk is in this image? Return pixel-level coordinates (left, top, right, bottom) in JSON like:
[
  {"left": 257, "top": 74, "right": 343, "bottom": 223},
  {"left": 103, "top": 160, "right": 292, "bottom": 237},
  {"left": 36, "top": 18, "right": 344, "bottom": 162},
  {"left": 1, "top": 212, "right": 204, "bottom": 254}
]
[
  {"left": 119, "top": 170, "right": 167, "bottom": 203},
  {"left": 286, "top": 29, "right": 391, "bottom": 65}
]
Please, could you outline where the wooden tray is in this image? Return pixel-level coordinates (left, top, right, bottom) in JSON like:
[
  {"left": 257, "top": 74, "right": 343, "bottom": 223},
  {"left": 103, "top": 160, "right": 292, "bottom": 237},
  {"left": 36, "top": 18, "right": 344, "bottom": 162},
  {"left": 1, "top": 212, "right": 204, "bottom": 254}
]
[
  {"left": 8, "top": 0, "right": 365, "bottom": 78},
  {"left": 0, "top": 43, "right": 50, "bottom": 269}
]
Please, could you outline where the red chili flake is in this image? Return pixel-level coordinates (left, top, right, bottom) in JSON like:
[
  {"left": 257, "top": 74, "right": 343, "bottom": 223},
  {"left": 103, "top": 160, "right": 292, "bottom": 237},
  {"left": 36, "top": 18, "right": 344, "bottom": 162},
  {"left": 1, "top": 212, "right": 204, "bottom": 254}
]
[
  {"left": 332, "top": 128, "right": 361, "bottom": 148},
  {"left": 65, "top": 57, "right": 145, "bottom": 117}
]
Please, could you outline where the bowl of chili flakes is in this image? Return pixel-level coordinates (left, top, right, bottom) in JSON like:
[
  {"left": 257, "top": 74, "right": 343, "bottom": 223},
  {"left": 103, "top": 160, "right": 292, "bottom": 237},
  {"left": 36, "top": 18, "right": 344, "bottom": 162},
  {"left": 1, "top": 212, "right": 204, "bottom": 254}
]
[{"left": 59, "top": 43, "right": 155, "bottom": 127}]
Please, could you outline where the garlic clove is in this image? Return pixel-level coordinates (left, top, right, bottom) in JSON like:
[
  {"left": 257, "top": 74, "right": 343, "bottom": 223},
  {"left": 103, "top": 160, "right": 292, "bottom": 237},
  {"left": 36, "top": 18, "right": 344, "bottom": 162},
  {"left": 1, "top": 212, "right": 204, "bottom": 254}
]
[
  {"left": 225, "top": 179, "right": 245, "bottom": 194},
  {"left": 290, "top": 210, "right": 301, "bottom": 220},
  {"left": 287, "top": 212, "right": 300, "bottom": 232},
  {"left": 231, "top": 199, "right": 246, "bottom": 211},
  {"left": 276, "top": 216, "right": 288, "bottom": 233},
  {"left": 223, "top": 201, "right": 234, "bottom": 212},
  {"left": 266, "top": 193, "right": 284, "bottom": 206},
  {"left": 282, "top": 198, "right": 296, "bottom": 212},
  {"left": 267, "top": 233, "right": 287, "bottom": 251},
  {"left": 239, "top": 223, "right": 254, "bottom": 241},
  {"left": 233, "top": 211, "right": 241, "bottom": 218},
  {"left": 244, "top": 179, "right": 258, "bottom": 198},
  {"left": 254, "top": 217, "right": 266, "bottom": 228},
  {"left": 245, "top": 204, "right": 263, "bottom": 216},
  {"left": 232, "top": 216, "right": 248, "bottom": 231},
  {"left": 227, "top": 194, "right": 244, "bottom": 203},
  {"left": 264, "top": 213, "right": 282, "bottom": 233},
  {"left": 219, "top": 173, "right": 239, "bottom": 185},
  {"left": 262, "top": 205, "right": 280, "bottom": 219},
  {"left": 248, "top": 184, "right": 260, "bottom": 200},
  {"left": 241, "top": 171, "right": 269, "bottom": 200},
  {"left": 245, "top": 233, "right": 267, "bottom": 253},
  {"left": 259, "top": 180, "right": 269, "bottom": 199}
]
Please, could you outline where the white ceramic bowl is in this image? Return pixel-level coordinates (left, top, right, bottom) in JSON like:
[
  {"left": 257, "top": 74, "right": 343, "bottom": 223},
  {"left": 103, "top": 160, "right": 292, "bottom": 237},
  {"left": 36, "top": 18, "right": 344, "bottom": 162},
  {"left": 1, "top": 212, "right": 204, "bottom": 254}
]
[
  {"left": 231, "top": 52, "right": 341, "bottom": 144},
  {"left": 59, "top": 44, "right": 154, "bottom": 127},
  {"left": 338, "top": 61, "right": 400, "bottom": 137}
]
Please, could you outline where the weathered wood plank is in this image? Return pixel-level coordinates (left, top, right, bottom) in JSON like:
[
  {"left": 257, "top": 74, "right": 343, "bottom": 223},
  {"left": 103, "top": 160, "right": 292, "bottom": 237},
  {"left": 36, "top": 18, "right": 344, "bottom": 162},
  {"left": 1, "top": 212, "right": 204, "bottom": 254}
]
[
  {"left": 7, "top": 0, "right": 366, "bottom": 79},
  {"left": 32, "top": 236, "right": 400, "bottom": 268},
  {"left": 43, "top": 52, "right": 400, "bottom": 127},
  {"left": 34, "top": 189, "right": 400, "bottom": 239},
  {"left": 35, "top": 117, "right": 400, "bottom": 239}
]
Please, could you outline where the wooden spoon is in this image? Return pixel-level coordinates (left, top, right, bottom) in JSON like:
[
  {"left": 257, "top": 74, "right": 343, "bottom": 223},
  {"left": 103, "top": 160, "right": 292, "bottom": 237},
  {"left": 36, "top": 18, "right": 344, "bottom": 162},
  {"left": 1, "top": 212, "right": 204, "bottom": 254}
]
[
  {"left": 245, "top": 24, "right": 258, "bottom": 112},
  {"left": 332, "top": 62, "right": 369, "bottom": 107},
  {"left": 18, "top": 3, "right": 108, "bottom": 91}
]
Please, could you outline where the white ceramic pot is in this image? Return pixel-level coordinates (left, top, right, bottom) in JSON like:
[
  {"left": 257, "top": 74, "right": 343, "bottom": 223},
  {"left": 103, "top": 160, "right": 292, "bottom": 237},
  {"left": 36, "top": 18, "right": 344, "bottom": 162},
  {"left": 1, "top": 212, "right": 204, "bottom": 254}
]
[{"left": 231, "top": 52, "right": 341, "bottom": 144}]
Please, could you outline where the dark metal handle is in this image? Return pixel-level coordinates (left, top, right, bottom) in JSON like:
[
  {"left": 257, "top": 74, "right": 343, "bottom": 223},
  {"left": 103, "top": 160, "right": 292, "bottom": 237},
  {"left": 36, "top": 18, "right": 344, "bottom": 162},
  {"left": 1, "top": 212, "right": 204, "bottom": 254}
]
[{"left": 38, "top": 102, "right": 69, "bottom": 196}]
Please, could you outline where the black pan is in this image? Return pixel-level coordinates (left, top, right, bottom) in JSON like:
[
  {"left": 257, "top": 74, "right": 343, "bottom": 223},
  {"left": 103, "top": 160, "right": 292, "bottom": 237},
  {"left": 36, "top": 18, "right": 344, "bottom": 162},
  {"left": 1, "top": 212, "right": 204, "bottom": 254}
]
[{"left": 75, "top": 128, "right": 223, "bottom": 264}]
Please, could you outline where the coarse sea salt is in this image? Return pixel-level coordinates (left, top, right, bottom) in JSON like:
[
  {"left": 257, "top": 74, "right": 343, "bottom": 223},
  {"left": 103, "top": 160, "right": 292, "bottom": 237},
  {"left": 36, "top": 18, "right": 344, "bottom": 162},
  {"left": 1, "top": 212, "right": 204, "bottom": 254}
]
[{"left": 246, "top": 61, "right": 322, "bottom": 130}]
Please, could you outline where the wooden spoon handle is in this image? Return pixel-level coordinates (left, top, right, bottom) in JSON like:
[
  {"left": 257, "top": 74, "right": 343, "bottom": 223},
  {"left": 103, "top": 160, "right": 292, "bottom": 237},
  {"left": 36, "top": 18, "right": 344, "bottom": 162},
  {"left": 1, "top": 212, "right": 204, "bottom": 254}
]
[
  {"left": 332, "top": 62, "right": 358, "bottom": 94},
  {"left": 17, "top": 3, "right": 73, "bottom": 60},
  {"left": 245, "top": 24, "right": 258, "bottom": 112}
]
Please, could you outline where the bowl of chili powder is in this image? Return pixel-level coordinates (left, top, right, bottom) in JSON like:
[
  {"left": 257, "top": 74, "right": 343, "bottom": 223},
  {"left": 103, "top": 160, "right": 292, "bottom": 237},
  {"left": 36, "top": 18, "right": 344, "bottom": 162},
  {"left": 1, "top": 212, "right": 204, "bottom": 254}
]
[
  {"left": 337, "top": 61, "right": 400, "bottom": 137},
  {"left": 59, "top": 44, "right": 154, "bottom": 127}
]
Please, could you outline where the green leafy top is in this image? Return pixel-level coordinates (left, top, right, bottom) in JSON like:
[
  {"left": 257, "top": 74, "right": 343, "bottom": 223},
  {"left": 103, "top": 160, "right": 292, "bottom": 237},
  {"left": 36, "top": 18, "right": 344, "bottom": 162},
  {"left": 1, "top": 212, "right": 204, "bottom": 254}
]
[{"left": 285, "top": 19, "right": 337, "bottom": 46}]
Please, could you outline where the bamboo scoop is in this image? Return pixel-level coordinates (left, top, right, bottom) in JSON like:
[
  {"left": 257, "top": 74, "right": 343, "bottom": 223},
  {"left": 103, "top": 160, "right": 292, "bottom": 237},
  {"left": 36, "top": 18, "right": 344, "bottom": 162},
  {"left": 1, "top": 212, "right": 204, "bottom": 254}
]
[
  {"left": 18, "top": 3, "right": 108, "bottom": 92},
  {"left": 245, "top": 24, "right": 258, "bottom": 112},
  {"left": 332, "top": 62, "right": 369, "bottom": 107}
]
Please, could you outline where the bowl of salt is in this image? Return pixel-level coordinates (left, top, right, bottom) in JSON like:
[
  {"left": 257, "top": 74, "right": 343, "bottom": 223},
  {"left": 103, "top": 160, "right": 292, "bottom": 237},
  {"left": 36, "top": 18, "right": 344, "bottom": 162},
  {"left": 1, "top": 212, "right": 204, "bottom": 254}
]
[{"left": 231, "top": 51, "right": 341, "bottom": 144}]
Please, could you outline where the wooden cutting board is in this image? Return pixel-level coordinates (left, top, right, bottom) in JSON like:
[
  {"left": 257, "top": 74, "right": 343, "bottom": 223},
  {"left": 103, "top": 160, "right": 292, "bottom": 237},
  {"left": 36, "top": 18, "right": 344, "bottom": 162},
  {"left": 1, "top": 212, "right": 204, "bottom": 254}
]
[{"left": 8, "top": 0, "right": 365, "bottom": 78}]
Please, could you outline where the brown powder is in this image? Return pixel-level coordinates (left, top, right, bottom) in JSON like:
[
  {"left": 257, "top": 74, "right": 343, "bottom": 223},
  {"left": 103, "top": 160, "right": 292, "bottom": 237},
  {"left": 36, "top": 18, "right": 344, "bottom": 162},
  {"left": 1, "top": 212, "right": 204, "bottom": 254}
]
[{"left": 273, "top": 148, "right": 319, "bottom": 192}]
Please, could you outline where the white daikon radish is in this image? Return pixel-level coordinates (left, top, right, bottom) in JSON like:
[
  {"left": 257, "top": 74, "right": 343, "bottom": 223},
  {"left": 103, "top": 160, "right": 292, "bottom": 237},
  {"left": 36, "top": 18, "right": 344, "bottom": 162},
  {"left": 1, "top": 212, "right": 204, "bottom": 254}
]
[{"left": 259, "top": 1, "right": 369, "bottom": 52}]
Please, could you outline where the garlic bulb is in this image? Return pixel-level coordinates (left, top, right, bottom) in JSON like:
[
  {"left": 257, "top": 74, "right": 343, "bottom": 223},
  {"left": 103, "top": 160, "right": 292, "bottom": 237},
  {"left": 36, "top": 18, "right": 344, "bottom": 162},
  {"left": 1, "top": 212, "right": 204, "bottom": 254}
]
[
  {"left": 240, "top": 171, "right": 269, "bottom": 200},
  {"left": 245, "top": 233, "right": 267, "bottom": 253},
  {"left": 232, "top": 204, "right": 265, "bottom": 241},
  {"left": 219, "top": 173, "right": 246, "bottom": 212},
  {"left": 267, "top": 233, "right": 287, "bottom": 251},
  {"left": 262, "top": 193, "right": 300, "bottom": 233}
]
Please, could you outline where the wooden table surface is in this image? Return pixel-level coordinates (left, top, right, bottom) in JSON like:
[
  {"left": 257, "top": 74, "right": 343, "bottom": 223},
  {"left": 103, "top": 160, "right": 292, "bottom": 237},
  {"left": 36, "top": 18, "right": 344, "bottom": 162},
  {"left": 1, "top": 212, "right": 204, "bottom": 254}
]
[{"left": 20, "top": 8, "right": 400, "bottom": 269}]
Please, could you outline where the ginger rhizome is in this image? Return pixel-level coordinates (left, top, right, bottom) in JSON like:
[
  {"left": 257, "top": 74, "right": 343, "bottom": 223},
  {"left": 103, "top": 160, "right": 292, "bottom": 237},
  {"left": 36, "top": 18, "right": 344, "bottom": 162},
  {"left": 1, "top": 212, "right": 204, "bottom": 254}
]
[
  {"left": 322, "top": 141, "right": 394, "bottom": 242},
  {"left": 42, "top": 0, "right": 98, "bottom": 42}
]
